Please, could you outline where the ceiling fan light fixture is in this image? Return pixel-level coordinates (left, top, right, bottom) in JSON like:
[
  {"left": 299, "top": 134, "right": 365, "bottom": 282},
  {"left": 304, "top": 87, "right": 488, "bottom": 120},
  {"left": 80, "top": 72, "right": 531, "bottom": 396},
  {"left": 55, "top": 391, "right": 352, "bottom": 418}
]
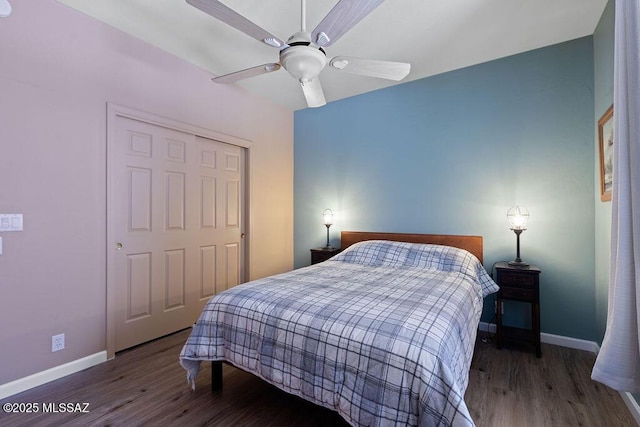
[{"left": 280, "top": 45, "right": 327, "bottom": 81}]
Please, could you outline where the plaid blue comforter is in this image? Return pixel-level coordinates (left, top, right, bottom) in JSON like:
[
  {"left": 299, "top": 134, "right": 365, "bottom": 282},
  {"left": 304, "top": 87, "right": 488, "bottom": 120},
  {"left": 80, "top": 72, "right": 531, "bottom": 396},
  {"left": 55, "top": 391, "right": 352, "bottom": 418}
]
[{"left": 180, "top": 240, "right": 498, "bottom": 426}]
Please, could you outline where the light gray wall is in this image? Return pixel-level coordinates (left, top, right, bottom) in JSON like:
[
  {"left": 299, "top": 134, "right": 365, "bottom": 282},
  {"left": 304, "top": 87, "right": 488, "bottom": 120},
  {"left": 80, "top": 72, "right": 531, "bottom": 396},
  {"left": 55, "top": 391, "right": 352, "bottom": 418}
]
[{"left": 0, "top": 0, "right": 293, "bottom": 386}]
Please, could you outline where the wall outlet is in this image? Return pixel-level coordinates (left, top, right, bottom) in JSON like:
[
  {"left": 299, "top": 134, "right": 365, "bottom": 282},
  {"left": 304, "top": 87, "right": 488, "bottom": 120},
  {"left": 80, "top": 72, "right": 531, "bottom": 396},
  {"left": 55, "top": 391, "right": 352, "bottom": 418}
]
[{"left": 52, "top": 333, "right": 65, "bottom": 352}]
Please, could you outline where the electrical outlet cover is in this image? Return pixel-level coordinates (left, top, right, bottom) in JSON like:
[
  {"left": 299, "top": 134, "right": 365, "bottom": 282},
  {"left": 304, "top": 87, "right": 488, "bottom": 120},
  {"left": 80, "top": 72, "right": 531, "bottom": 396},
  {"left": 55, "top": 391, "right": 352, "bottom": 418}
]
[{"left": 52, "top": 333, "right": 65, "bottom": 352}]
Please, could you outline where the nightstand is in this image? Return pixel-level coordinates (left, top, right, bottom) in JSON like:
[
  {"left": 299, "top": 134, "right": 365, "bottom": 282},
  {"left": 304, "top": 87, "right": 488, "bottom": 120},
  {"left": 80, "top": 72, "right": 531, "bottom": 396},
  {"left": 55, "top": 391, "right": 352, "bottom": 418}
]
[
  {"left": 310, "top": 247, "right": 341, "bottom": 264},
  {"left": 495, "top": 261, "right": 542, "bottom": 357}
]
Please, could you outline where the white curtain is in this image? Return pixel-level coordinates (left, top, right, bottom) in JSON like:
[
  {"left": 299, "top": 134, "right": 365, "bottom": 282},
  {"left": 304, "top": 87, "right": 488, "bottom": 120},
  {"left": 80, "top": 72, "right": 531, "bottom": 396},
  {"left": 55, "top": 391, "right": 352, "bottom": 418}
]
[{"left": 592, "top": 0, "right": 640, "bottom": 391}]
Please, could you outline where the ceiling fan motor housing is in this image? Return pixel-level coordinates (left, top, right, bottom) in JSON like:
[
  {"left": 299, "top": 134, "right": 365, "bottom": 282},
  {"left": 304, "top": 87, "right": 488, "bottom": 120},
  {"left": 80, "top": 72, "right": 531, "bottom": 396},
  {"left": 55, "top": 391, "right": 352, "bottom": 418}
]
[{"left": 280, "top": 31, "right": 327, "bottom": 82}]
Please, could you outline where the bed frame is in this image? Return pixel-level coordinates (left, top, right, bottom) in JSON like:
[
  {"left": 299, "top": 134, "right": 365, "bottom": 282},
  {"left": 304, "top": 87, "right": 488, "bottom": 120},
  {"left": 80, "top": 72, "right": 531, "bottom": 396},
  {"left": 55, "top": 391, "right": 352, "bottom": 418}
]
[{"left": 210, "top": 231, "right": 484, "bottom": 391}]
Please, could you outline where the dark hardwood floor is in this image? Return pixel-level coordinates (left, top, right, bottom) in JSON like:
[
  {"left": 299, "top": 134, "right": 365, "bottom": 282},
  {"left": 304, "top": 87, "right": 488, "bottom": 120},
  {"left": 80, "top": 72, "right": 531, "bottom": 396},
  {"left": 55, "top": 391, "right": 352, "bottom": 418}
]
[
  {"left": 467, "top": 333, "right": 637, "bottom": 426},
  {"left": 0, "top": 329, "right": 636, "bottom": 426}
]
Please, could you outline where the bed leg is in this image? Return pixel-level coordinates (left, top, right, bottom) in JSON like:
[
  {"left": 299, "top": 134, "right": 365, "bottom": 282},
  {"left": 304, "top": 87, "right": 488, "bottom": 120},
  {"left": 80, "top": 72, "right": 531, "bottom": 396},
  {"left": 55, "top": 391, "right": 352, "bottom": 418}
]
[{"left": 211, "top": 361, "right": 223, "bottom": 392}]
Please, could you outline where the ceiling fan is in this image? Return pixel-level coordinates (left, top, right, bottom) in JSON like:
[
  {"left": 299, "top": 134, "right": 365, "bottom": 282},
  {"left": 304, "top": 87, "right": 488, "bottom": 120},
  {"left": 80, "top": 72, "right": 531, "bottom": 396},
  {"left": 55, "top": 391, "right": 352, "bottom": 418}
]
[{"left": 186, "top": 0, "right": 411, "bottom": 108}]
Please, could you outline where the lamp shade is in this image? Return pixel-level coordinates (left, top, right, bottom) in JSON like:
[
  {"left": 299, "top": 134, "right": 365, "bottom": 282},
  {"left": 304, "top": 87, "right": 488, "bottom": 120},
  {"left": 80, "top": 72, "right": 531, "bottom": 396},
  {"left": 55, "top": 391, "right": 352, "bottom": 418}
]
[
  {"left": 507, "top": 206, "right": 529, "bottom": 230},
  {"left": 322, "top": 208, "right": 333, "bottom": 226}
]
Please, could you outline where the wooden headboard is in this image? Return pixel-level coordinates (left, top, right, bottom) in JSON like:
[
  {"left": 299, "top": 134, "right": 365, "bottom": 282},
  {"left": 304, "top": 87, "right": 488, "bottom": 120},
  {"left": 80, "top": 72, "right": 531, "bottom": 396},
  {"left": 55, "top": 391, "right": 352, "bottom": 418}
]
[{"left": 340, "top": 231, "right": 484, "bottom": 263}]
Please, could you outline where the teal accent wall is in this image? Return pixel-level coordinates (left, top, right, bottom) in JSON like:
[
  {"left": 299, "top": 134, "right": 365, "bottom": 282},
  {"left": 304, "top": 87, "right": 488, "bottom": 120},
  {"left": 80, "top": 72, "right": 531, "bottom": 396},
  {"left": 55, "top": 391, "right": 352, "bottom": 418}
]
[
  {"left": 593, "top": 0, "right": 614, "bottom": 343},
  {"left": 294, "top": 37, "right": 596, "bottom": 340}
]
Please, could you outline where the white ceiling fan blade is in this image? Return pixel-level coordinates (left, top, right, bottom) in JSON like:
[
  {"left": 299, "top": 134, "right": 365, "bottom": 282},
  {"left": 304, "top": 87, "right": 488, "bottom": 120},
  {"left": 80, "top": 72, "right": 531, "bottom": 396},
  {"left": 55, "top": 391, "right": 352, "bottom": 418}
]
[
  {"left": 329, "top": 56, "right": 410, "bottom": 81},
  {"left": 311, "top": 0, "right": 385, "bottom": 47},
  {"left": 300, "top": 79, "right": 326, "bottom": 108},
  {"left": 212, "top": 63, "right": 281, "bottom": 84},
  {"left": 186, "top": 0, "right": 285, "bottom": 48}
]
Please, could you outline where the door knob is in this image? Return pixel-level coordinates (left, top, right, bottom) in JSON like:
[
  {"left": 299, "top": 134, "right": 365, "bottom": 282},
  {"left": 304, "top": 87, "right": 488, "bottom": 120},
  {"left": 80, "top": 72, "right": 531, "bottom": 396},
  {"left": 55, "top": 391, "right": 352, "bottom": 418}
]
[
  {"left": 241, "top": 233, "right": 245, "bottom": 238},
  {"left": 116, "top": 242, "right": 123, "bottom": 250}
]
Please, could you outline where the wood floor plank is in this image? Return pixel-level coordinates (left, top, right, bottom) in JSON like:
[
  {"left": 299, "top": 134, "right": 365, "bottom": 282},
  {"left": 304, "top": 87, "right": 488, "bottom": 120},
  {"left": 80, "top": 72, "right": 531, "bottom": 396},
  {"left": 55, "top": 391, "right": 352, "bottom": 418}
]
[
  {"left": 468, "top": 332, "right": 637, "bottom": 427},
  {"left": 0, "top": 329, "right": 636, "bottom": 426}
]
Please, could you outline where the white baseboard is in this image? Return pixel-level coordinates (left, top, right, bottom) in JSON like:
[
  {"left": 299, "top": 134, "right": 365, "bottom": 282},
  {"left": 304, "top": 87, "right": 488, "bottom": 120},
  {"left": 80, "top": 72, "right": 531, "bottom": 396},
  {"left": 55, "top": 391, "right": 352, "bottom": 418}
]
[
  {"left": 0, "top": 351, "right": 107, "bottom": 400},
  {"left": 540, "top": 331, "right": 601, "bottom": 354},
  {"left": 478, "top": 322, "right": 600, "bottom": 353},
  {"left": 478, "top": 322, "right": 640, "bottom": 424},
  {"left": 620, "top": 391, "right": 640, "bottom": 426}
]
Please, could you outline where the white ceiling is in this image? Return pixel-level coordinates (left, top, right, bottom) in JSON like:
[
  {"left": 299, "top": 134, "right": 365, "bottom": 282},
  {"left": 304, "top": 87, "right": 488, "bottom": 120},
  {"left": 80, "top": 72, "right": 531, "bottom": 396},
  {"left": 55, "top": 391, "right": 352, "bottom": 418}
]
[{"left": 57, "top": 0, "right": 607, "bottom": 111}]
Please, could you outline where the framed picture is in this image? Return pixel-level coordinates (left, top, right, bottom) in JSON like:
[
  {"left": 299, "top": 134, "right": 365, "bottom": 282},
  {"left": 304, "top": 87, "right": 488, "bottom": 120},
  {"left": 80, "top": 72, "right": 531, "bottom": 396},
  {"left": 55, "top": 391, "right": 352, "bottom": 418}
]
[{"left": 598, "top": 104, "right": 613, "bottom": 202}]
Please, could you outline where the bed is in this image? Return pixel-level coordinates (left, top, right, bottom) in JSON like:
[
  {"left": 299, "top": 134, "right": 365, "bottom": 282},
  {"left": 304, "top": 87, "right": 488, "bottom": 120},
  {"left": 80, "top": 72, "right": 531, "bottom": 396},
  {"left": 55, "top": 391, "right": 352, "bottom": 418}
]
[{"left": 179, "top": 231, "right": 498, "bottom": 426}]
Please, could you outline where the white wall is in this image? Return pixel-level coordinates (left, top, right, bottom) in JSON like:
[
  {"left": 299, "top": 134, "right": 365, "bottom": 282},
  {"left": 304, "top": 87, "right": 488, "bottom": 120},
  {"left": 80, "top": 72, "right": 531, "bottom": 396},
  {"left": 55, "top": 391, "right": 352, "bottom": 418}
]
[{"left": 0, "top": 0, "right": 293, "bottom": 385}]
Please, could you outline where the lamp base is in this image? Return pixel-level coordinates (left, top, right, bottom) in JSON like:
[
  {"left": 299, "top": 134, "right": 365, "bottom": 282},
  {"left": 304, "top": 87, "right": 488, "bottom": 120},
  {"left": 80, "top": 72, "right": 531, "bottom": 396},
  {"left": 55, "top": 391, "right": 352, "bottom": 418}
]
[{"left": 508, "top": 259, "right": 530, "bottom": 268}]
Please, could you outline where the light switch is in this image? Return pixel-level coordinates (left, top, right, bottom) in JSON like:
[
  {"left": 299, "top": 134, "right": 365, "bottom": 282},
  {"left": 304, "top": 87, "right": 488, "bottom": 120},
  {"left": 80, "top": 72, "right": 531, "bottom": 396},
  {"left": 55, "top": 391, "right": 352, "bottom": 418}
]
[{"left": 0, "top": 214, "right": 23, "bottom": 231}]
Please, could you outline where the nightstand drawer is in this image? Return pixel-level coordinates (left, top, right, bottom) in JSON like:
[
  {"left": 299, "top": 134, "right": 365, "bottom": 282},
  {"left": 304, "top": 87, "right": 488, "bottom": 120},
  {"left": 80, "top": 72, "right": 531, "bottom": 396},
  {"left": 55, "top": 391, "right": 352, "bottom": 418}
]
[
  {"left": 500, "top": 286, "right": 534, "bottom": 301},
  {"left": 500, "top": 273, "right": 535, "bottom": 288}
]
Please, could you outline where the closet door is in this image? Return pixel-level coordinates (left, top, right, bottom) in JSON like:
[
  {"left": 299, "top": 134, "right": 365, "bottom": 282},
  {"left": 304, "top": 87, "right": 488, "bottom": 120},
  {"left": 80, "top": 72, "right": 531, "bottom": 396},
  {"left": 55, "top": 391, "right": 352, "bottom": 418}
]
[
  {"left": 109, "top": 116, "right": 245, "bottom": 352},
  {"left": 196, "top": 135, "right": 245, "bottom": 297}
]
